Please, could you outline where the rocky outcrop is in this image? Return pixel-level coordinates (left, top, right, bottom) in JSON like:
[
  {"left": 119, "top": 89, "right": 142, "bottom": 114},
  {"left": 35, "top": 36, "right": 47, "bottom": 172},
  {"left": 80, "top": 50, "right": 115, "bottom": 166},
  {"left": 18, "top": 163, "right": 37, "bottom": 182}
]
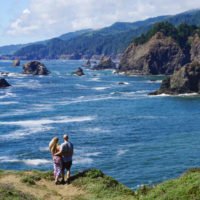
[
  {"left": 149, "top": 61, "right": 200, "bottom": 95},
  {"left": 117, "top": 32, "right": 186, "bottom": 75},
  {"left": 190, "top": 33, "right": 200, "bottom": 62},
  {"left": 12, "top": 60, "right": 20, "bottom": 67},
  {"left": 72, "top": 67, "right": 85, "bottom": 76},
  {"left": 92, "top": 57, "right": 116, "bottom": 70},
  {"left": 83, "top": 60, "right": 91, "bottom": 67},
  {"left": 0, "top": 79, "right": 11, "bottom": 88},
  {"left": 22, "top": 61, "right": 50, "bottom": 75}
]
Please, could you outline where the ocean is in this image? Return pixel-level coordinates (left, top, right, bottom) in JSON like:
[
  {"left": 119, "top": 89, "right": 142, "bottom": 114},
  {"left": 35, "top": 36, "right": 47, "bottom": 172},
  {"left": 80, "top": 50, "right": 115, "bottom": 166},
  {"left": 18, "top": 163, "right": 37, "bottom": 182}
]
[{"left": 0, "top": 60, "right": 200, "bottom": 190}]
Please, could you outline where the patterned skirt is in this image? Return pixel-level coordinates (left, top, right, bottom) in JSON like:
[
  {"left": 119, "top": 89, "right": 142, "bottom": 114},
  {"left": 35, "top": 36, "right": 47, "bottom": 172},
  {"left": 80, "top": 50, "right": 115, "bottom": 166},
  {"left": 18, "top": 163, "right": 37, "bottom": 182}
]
[{"left": 53, "top": 156, "right": 62, "bottom": 179}]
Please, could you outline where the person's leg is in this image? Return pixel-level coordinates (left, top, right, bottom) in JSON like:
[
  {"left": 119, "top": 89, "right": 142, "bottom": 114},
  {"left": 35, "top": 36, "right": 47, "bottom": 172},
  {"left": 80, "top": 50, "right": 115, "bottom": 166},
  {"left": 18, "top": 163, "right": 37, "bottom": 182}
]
[
  {"left": 61, "top": 162, "right": 66, "bottom": 184},
  {"left": 66, "top": 161, "right": 72, "bottom": 184}
]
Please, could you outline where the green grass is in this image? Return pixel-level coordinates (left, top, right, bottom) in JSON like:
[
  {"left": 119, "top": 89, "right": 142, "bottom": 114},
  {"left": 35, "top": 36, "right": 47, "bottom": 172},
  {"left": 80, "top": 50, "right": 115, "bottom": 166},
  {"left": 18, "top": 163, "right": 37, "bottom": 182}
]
[
  {"left": 20, "top": 170, "right": 54, "bottom": 185},
  {"left": 136, "top": 168, "right": 200, "bottom": 200},
  {"left": 0, "top": 183, "right": 39, "bottom": 200},
  {"left": 71, "top": 169, "right": 135, "bottom": 200},
  {"left": 1, "top": 168, "right": 200, "bottom": 200}
]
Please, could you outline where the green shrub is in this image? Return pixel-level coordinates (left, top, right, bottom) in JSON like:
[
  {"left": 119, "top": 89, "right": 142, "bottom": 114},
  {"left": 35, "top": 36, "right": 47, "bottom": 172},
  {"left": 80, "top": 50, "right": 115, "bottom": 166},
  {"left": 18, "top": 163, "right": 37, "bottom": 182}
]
[{"left": 0, "top": 183, "right": 37, "bottom": 200}]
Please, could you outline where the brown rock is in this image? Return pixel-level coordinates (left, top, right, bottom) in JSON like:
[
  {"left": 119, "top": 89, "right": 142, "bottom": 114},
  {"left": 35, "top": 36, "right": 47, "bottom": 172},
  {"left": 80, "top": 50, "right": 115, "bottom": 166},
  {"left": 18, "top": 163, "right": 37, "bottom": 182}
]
[
  {"left": 92, "top": 56, "right": 116, "bottom": 70},
  {"left": 12, "top": 60, "right": 20, "bottom": 67},
  {"left": 22, "top": 61, "right": 50, "bottom": 75},
  {"left": 72, "top": 67, "right": 85, "bottom": 76},
  {"left": 149, "top": 61, "right": 200, "bottom": 95},
  {"left": 117, "top": 32, "right": 186, "bottom": 75},
  {"left": 190, "top": 33, "right": 200, "bottom": 62}
]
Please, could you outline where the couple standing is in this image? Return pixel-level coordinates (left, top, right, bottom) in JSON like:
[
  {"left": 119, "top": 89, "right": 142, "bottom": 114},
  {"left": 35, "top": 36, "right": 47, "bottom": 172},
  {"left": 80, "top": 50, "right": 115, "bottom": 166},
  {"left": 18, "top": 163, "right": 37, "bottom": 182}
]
[{"left": 49, "top": 134, "right": 74, "bottom": 185}]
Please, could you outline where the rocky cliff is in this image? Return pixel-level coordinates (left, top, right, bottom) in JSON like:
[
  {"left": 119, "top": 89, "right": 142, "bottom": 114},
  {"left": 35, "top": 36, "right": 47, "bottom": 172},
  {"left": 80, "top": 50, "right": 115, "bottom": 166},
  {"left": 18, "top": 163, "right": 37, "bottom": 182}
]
[
  {"left": 117, "top": 32, "right": 186, "bottom": 75},
  {"left": 190, "top": 33, "right": 200, "bottom": 62},
  {"left": 149, "top": 61, "right": 200, "bottom": 95}
]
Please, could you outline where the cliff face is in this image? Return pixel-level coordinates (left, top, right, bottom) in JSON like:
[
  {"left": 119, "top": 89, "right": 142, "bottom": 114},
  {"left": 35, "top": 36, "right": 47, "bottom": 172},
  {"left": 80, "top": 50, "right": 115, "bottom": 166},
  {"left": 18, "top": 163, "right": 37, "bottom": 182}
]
[
  {"left": 190, "top": 33, "right": 200, "bottom": 62},
  {"left": 118, "top": 32, "right": 186, "bottom": 75},
  {"left": 149, "top": 61, "right": 200, "bottom": 95}
]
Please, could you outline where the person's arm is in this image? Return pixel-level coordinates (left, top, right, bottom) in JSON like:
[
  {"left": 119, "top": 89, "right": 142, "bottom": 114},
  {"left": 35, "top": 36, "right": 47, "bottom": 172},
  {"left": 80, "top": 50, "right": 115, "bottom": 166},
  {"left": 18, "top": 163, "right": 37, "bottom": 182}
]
[
  {"left": 54, "top": 145, "right": 63, "bottom": 156},
  {"left": 54, "top": 150, "right": 62, "bottom": 156}
]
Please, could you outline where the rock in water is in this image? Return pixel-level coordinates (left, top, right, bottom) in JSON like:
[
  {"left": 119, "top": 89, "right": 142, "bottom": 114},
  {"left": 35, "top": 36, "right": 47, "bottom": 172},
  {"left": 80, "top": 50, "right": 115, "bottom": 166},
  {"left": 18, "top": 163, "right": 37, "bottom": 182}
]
[
  {"left": 22, "top": 61, "right": 50, "bottom": 75},
  {"left": 117, "top": 32, "right": 186, "bottom": 75},
  {"left": 92, "top": 56, "right": 116, "bottom": 70},
  {"left": 12, "top": 60, "right": 20, "bottom": 67},
  {"left": 83, "top": 59, "right": 91, "bottom": 67},
  {"left": 72, "top": 67, "right": 85, "bottom": 76},
  {"left": 0, "top": 79, "right": 11, "bottom": 88},
  {"left": 149, "top": 61, "right": 200, "bottom": 95}
]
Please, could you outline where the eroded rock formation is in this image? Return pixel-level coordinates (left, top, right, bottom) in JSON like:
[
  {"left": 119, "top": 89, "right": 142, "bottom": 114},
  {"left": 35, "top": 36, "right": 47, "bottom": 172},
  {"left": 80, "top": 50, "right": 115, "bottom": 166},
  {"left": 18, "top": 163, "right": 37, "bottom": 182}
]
[
  {"left": 22, "top": 61, "right": 50, "bottom": 75},
  {"left": 149, "top": 61, "right": 200, "bottom": 95},
  {"left": 117, "top": 32, "right": 186, "bottom": 75},
  {"left": 92, "top": 56, "right": 116, "bottom": 70},
  {"left": 72, "top": 67, "right": 85, "bottom": 76},
  {"left": 0, "top": 79, "right": 11, "bottom": 88}
]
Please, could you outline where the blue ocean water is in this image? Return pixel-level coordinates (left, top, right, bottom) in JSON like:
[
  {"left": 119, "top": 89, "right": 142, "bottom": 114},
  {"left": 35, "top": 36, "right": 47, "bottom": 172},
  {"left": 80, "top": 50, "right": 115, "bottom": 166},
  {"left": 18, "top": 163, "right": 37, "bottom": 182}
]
[{"left": 0, "top": 60, "right": 200, "bottom": 190}]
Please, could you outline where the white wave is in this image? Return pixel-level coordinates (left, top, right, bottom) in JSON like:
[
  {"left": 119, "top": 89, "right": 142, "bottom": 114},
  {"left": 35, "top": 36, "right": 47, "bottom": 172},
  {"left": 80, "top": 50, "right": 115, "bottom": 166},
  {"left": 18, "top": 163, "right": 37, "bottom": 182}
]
[
  {"left": 75, "top": 84, "right": 88, "bottom": 89},
  {"left": 0, "top": 101, "right": 18, "bottom": 105},
  {"left": 146, "top": 80, "right": 162, "bottom": 83},
  {"left": 0, "top": 116, "right": 95, "bottom": 127},
  {"left": 39, "top": 147, "right": 49, "bottom": 152},
  {"left": 82, "top": 127, "right": 110, "bottom": 133},
  {"left": 0, "top": 157, "right": 51, "bottom": 166},
  {"left": 73, "top": 157, "right": 93, "bottom": 165},
  {"left": 0, "top": 92, "right": 16, "bottom": 99},
  {"left": 93, "top": 87, "right": 109, "bottom": 91},
  {"left": 177, "top": 93, "right": 199, "bottom": 97},
  {"left": 0, "top": 116, "right": 95, "bottom": 139},
  {"left": 1, "top": 125, "right": 54, "bottom": 139},
  {"left": 119, "top": 82, "right": 129, "bottom": 85},
  {"left": 85, "top": 152, "right": 101, "bottom": 157},
  {"left": 23, "top": 159, "right": 51, "bottom": 166},
  {"left": 59, "top": 96, "right": 115, "bottom": 105},
  {"left": 117, "top": 149, "right": 129, "bottom": 156},
  {"left": 0, "top": 104, "right": 54, "bottom": 117},
  {"left": 149, "top": 92, "right": 199, "bottom": 97},
  {"left": 88, "top": 77, "right": 101, "bottom": 82},
  {"left": 133, "top": 115, "right": 165, "bottom": 120}
]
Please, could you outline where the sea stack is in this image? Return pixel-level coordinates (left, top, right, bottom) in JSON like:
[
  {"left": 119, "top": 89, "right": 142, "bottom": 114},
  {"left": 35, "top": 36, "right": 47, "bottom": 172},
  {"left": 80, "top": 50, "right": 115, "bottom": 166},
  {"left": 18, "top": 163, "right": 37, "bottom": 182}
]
[
  {"left": 12, "top": 60, "right": 20, "bottom": 67},
  {"left": 0, "top": 78, "right": 11, "bottom": 88},
  {"left": 72, "top": 67, "right": 85, "bottom": 76},
  {"left": 83, "top": 59, "right": 91, "bottom": 67},
  {"left": 149, "top": 61, "right": 200, "bottom": 95},
  {"left": 92, "top": 56, "right": 116, "bottom": 70},
  {"left": 22, "top": 61, "right": 50, "bottom": 75}
]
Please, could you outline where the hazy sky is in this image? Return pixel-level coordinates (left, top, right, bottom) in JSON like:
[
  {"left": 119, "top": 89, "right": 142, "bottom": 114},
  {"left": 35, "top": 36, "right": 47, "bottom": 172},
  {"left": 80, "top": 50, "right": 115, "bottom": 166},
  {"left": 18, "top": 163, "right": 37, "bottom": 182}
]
[{"left": 1, "top": 0, "right": 200, "bottom": 46}]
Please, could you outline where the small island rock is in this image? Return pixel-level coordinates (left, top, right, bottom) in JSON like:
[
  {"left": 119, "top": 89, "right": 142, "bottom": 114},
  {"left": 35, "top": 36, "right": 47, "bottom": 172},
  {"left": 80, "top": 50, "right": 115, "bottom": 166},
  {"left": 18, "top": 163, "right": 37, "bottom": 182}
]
[
  {"left": 72, "top": 67, "right": 85, "bottom": 76},
  {"left": 22, "top": 61, "right": 50, "bottom": 75},
  {"left": 0, "top": 78, "right": 11, "bottom": 88},
  {"left": 92, "top": 56, "right": 116, "bottom": 70},
  {"left": 12, "top": 60, "right": 20, "bottom": 67},
  {"left": 149, "top": 61, "right": 200, "bottom": 95},
  {"left": 83, "top": 59, "right": 91, "bottom": 67}
]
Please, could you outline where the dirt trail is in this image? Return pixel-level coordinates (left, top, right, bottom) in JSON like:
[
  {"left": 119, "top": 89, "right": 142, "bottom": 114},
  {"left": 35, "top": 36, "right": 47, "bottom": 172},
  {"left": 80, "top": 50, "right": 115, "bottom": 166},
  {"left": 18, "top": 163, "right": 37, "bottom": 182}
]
[{"left": 0, "top": 174, "right": 85, "bottom": 200}]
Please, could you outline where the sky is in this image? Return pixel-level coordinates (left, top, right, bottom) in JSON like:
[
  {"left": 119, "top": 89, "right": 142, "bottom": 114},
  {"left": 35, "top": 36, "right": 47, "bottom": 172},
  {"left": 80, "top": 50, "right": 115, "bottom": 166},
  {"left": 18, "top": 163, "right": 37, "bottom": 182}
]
[{"left": 0, "top": 0, "right": 200, "bottom": 46}]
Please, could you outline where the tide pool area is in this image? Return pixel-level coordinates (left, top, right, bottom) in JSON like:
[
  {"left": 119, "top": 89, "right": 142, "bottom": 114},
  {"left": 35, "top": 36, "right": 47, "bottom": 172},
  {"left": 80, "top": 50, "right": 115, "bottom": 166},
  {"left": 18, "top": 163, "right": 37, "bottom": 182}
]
[{"left": 0, "top": 60, "right": 200, "bottom": 190}]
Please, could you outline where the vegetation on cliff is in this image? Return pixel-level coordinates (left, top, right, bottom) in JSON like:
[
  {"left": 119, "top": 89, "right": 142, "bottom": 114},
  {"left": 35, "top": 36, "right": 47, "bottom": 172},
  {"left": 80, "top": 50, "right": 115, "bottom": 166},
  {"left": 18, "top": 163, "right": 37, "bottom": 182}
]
[
  {"left": 8, "top": 9, "right": 200, "bottom": 59},
  {"left": 1, "top": 168, "right": 200, "bottom": 200},
  {"left": 133, "top": 22, "right": 199, "bottom": 57}
]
